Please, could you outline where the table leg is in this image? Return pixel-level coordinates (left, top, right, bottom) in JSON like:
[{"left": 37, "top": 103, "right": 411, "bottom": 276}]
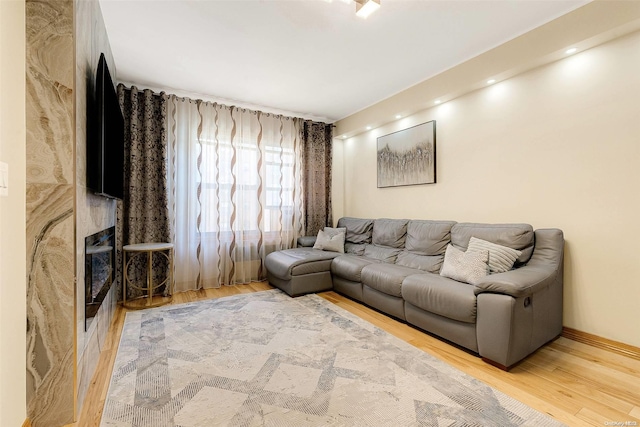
[
  {"left": 170, "top": 247, "right": 174, "bottom": 296},
  {"left": 123, "top": 251, "right": 127, "bottom": 307},
  {"left": 147, "top": 250, "right": 152, "bottom": 307}
]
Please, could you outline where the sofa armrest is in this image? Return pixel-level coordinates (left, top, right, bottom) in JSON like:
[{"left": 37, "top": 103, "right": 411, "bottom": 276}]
[
  {"left": 473, "top": 265, "right": 557, "bottom": 298},
  {"left": 297, "top": 236, "right": 317, "bottom": 247},
  {"left": 473, "top": 228, "right": 564, "bottom": 298}
]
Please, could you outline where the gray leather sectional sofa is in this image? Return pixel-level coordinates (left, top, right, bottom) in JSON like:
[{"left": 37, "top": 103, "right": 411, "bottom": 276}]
[{"left": 265, "top": 217, "right": 564, "bottom": 369}]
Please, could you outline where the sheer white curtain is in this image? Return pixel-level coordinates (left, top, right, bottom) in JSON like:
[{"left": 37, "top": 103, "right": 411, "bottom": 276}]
[{"left": 167, "top": 97, "right": 305, "bottom": 291}]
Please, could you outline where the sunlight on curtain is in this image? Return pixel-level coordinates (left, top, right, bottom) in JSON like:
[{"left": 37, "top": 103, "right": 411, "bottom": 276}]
[{"left": 167, "top": 97, "right": 305, "bottom": 291}]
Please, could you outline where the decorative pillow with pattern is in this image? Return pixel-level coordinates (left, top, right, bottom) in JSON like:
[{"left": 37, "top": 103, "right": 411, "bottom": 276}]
[
  {"left": 440, "top": 244, "right": 489, "bottom": 285},
  {"left": 466, "top": 236, "right": 522, "bottom": 273},
  {"left": 313, "top": 229, "right": 345, "bottom": 253}
]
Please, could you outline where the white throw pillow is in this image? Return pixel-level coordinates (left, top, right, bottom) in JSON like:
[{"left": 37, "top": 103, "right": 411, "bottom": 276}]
[
  {"left": 323, "top": 226, "right": 347, "bottom": 238},
  {"left": 313, "top": 229, "right": 345, "bottom": 253},
  {"left": 466, "top": 236, "right": 522, "bottom": 273},
  {"left": 440, "top": 244, "right": 489, "bottom": 285}
]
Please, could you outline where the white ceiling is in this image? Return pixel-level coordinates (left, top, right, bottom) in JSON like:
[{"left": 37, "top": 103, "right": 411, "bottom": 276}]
[{"left": 99, "top": 0, "right": 589, "bottom": 123}]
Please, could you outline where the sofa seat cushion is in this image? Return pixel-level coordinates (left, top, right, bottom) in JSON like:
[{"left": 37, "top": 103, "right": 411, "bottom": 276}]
[
  {"left": 401, "top": 274, "right": 477, "bottom": 323},
  {"left": 265, "top": 248, "right": 340, "bottom": 280},
  {"left": 331, "top": 255, "right": 378, "bottom": 282},
  {"left": 361, "top": 264, "right": 426, "bottom": 297}
]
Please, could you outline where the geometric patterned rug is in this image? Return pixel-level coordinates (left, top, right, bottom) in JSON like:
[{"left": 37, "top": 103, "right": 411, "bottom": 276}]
[{"left": 101, "top": 289, "right": 565, "bottom": 426}]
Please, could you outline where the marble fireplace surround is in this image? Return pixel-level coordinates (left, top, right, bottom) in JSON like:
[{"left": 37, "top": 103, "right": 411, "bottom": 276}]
[{"left": 25, "top": 0, "right": 119, "bottom": 425}]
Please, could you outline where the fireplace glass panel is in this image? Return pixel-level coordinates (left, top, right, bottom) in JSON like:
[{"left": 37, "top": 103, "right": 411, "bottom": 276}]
[{"left": 85, "top": 226, "right": 115, "bottom": 330}]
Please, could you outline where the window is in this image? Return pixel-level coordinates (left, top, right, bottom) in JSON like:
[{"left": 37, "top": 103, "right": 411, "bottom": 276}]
[{"left": 199, "top": 138, "right": 296, "bottom": 235}]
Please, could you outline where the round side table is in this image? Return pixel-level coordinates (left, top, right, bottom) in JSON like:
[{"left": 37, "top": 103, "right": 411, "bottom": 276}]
[{"left": 123, "top": 242, "right": 174, "bottom": 309}]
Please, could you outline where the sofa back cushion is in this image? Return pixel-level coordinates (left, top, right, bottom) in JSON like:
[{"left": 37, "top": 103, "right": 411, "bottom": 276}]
[
  {"left": 364, "top": 245, "right": 402, "bottom": 263},
  {"left": 396, "top": 251, "right": 443, "bottom": 273},
  {"left": 337, "top": 217, "right": 374, "bottom": 244},
  {"left": 451, "top": 223, "right": 534, "bottom": 264},
  {"left": 344, "top": 242, "right": 366, "bottom": 256},
  {"left": 405, "top": 220, "right": 456, "bottom": 256},
  {"left": 372, "top": 218, "right": 409, "bottom": 248}
]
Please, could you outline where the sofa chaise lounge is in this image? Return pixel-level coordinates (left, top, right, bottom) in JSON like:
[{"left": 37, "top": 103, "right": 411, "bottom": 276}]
[{"left": 265, "top": 217, "right": 564, "bottom": 369}]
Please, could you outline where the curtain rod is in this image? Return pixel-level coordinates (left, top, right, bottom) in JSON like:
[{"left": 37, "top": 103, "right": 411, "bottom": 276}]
[{"left": 118, "top": 83, "right": 335, "bottom": 126}]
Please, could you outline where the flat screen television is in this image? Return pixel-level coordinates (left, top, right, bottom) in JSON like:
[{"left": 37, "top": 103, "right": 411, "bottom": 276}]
[{"left": 87, "top": 53, "right": 124, "bottom": 200}]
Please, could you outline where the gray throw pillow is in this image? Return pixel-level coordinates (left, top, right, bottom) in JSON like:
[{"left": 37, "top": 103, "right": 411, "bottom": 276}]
[
  {"left": 466, "top": 236, "right": 522, "bottom": 273},
  {"left": 313, "top": 229, "right": 345, "bottom": 253},
  {"left": 440, "top": 244, "right": 489, "bottom": 285}
]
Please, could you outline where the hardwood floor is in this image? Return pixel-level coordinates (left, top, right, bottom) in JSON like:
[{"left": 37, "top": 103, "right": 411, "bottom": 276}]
[{"left": 73, "top": 283, "right": 640, "bottom": 426}]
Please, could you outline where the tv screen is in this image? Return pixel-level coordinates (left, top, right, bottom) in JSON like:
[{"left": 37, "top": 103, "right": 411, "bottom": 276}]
[{"left": 87, "top": 53, "right": 124, "bottom": 200}]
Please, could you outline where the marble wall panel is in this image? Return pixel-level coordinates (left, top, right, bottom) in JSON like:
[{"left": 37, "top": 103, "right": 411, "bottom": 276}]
[
  {"left": 26, "top": 0, "right": 77, "bottom": 425},
  {"left": 25, "top": 184, "right": 75, "bottom": 426},
  {"left": 76, "top": 285, "right": 116, "bottom": 411},
  {"left": 76, "top": 305, "right": 100, "bottom": 410},
  {"left": 75, "top": 0, "right": 118, "bottom": 412},
  {"left": 27, "top": 0, "right": 121, "bottom": 422},
  {"left": 26, "top": 0, "right": 74, "bottom": 186},
  {"left": 76, "top": 186, "right": 115, "bottom": 355}
]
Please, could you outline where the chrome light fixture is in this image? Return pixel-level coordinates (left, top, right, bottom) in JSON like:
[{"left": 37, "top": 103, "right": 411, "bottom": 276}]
[{"left": 355, "top": 0, "right": 380, "bottom": 18}]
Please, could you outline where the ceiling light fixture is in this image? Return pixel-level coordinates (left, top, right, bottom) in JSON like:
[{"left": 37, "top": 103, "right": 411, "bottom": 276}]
[
  {"left": 355, "top": 0, "right": 380, "bottom": 18},
  {"left": 435, "top": 100, "right": 441, "bottom": 104},
  {"left": 487, "top": 79, "right": 496, "bottom": 85},
  {"left": 366, "top": 126, "right": 372, "bottom": 130},
  {"left": 565, "top": 47, "right": 577, "bottom": 54},
  {"left": 395, "top": 114, "right": 402, "bottom": 119}
]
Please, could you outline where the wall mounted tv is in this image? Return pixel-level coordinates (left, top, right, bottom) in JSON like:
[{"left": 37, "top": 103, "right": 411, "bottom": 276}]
[{"left": 87, "top": 53, "right": 124, "bottom": 200}]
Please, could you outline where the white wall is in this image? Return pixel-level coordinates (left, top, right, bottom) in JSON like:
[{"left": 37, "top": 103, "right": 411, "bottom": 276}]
[
  {"left": 0, "top": 0, "right": 27, "bottom": 425},
  {"left": 331, "top": 137, "right": 345, "bottom": 223},
  {"left": 336, "top": 30, "right": 640, "bottom": 348}
]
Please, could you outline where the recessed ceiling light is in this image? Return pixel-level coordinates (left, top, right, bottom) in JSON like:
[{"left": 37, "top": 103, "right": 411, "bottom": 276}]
[
  {"left": 487, "top": 79, "right": 496, "bottom": 85},
  {"left": 395, "top": 114, "right": 402, "bottom": 119},
  {"left": 341, "top": 135, "right": 347, "bottom": 139},
  {"left": 434, "top": 100, "right": 441, "bottom": 104},
  {"left": 565, "top": 47, "right": 577, "bottom": 54},
  {"left": 366, "top": 126, "right": 372, "bottom": 130}
]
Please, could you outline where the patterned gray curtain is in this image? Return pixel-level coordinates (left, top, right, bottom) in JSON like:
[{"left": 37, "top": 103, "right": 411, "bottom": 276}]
[
  {"left": 117, "top": 85, "right": 170, "bottom": 300},
  {"left": 301, "top": 121, "right": 333, "bottom": 236}
]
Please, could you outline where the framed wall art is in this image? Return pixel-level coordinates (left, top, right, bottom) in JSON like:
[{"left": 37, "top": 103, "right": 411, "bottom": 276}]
[{"left": 377, "top": 120, "right": 436, "bottom": 188}]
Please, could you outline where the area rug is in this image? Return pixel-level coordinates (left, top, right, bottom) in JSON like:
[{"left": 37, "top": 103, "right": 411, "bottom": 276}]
[{"left": 101, "top": 289, "right": 564, "bottom": 426}]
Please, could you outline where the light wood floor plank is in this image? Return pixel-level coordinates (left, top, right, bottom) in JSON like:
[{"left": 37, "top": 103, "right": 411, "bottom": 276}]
[
  {"left": 524, "top": 354, "right": 640, "bottom": 412},
  {"left": 550, "top": 337, "right": 640, "bottom": 376},
  {"left": 73, "top": 284, "right": 640, "bottom": 426},
  {"left": 519, "top": 360, "right": 636, "bottom": 414},
  {"left": 532, "top": 347, "right": 640, "bottom": 403}
]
